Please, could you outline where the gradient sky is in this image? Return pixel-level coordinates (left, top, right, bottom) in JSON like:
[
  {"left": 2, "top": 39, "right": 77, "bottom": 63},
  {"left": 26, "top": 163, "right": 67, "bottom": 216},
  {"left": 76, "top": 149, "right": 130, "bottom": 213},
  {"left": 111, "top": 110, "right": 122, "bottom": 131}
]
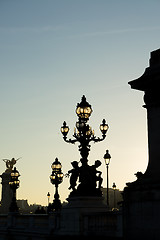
[{"left": 0, "top": 0, "right": 160, "bottom": 206}]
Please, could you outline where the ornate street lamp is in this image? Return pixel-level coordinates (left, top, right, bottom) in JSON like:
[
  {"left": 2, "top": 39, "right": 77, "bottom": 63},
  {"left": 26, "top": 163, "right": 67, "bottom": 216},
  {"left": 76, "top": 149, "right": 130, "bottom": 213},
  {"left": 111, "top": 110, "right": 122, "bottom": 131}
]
[
  {"left": 61, "top": 95, "right": 109, "bottom": 166},
  {"left": 104, "top": 150, "right": 111, "bottom": 206},
  {"left": 9, "top": 167, "right": 20, "bottom": 213},
  {"left": 50, "top": 158, "right": 63, "bottom": 211},
  {"left": 61, "top": 95, "right": 109, "bottom": 197}
]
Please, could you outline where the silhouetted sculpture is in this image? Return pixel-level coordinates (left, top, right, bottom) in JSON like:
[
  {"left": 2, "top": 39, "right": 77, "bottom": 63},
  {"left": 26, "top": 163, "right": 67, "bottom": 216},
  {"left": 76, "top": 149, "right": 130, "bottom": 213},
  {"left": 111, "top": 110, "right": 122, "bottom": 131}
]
[
  {"left": 3, "top": 157, "right": 21, "bottom": 173},
  {"left": 67, "top": 159, "right": 103, "bottom": 197},
  {"left": 90, "top": 160, "right": 103, "bottom": 189},
  {"left": 67, "top": 161, "right": 79, "bottom": 191},
  {"left": 134, "top": 171, "right": 143, "bottom": 180},
  {"left": 0, "top": 157, "right": 21, "bottom": 213}
]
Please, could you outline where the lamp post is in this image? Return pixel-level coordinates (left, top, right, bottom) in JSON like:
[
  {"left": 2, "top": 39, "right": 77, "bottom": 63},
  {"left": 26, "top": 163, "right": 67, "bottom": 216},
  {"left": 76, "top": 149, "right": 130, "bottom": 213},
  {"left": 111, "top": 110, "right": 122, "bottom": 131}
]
[
  {"left": 9, "top": 167, "right": 20, "bottom": 213},
  {"left": 61, "top": 95, "right": 109, "bottom": 166},
  {"left": 104, "top": 150, "right": 111, "bottom": 206},
  {"left": 47, "top": 192, "right": 50, "bottom": 206},
  {"left": 112, "top": 182, "right": 116, "bottom": 210},
  {"left": 61, "top": 96, "right": 109, "bottom": 197},
  {"left": 50, "top": 158, "right": 63, "bottom": 211}
]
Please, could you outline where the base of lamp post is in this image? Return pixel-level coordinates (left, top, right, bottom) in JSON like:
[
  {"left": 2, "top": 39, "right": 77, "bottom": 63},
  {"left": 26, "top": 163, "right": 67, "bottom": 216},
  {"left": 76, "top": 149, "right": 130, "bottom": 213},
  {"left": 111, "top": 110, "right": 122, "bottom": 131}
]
[
  {"left": 60, "top": 196, "right": 109, "bottom": 236},
  {"left": 52, "top": 199, "right": 62, "bottom": 212},
  {"left": 66, "top": 195, "right": 107, "bottom": 208},
  {"left": 52, "top": 186, "right": 62, "bottom": 211},
  {"left": 69, "top": 184, "right": 102, "bottom": 198},
  {"left": 9, "top": 196, "right": 19, "bottom": 213}
]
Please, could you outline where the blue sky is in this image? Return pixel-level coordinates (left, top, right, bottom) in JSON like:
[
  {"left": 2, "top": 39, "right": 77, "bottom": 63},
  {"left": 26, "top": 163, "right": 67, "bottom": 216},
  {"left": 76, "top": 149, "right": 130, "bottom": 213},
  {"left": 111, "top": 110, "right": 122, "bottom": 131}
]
[{"left": 0, "top": 0, "right": 160, "bottom": 205}]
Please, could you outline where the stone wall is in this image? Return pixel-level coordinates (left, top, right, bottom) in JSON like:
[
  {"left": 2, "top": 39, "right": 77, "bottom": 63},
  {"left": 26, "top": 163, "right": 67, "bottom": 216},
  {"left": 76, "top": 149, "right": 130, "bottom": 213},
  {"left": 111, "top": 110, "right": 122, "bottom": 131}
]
[{"left": 0, "top": 210, "right": 122, "bottom": 239}]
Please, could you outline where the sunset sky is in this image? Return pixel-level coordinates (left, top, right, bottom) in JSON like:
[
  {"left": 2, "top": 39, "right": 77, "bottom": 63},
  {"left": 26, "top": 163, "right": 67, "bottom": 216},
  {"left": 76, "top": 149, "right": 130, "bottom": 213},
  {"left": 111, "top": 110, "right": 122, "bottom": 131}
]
[{"left": 0, "top": 0, "right": 160, "bottom": 205}]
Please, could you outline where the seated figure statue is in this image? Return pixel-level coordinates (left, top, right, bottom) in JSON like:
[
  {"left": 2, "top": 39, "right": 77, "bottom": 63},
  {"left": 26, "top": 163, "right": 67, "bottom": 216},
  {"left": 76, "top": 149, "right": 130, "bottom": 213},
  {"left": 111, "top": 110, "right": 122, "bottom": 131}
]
[
  {"left": 90, "top": 160, "right": 103, "bottom": 189},
  {"left": 76, "top": 159, "right": 103, "bottom": 196},
  {"left": 67, "top": 158, "right": 103, "bottom": 197}
]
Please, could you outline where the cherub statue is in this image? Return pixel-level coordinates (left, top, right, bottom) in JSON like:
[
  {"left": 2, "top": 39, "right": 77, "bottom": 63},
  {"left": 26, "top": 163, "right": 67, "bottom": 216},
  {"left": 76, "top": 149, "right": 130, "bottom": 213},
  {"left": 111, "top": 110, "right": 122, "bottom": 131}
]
[
  {"left": 66, "top": 161, "right": 79, "bottom": 191},
  {"left": 90, "top": 160, "right": 103, "bottom": 189},
  {"left": 3, "top": 157, "right": 21, "bottom": 173}
]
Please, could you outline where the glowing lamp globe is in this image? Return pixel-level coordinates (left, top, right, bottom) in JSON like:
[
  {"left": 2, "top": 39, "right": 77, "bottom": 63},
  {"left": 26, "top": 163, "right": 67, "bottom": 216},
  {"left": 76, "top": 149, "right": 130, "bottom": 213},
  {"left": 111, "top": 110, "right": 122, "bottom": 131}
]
[
  {"left": 100, "top": 119, "right": 109, "bottom": 135},
  {"left": 61, "top": 121, "right": 69, "bottom": 137},
  {"left": 76, "top": 95, "right": 92, "bottom": 121},
  {"left": 104, "top": 150, "right": 111, "bottom": 166}
]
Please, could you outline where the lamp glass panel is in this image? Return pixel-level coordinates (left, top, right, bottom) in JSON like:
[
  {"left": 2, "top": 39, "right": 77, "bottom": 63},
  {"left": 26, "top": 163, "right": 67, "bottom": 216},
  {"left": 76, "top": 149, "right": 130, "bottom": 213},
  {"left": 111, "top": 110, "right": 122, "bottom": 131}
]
[{"left": 104, "top": 158, "right": 110, "bottom": 165}]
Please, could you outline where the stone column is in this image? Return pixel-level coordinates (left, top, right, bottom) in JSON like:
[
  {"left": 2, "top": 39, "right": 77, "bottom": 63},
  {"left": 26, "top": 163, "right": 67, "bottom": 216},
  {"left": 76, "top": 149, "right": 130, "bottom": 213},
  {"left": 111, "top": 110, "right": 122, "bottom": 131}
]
[
  {"left": 123, "top": 49, "right": 160, "bottom": 240},
  {"left": 129, "top": 48, "right": 160, "bottom": 181},
  {"left": 0, "top": 172, "right": 13, "bottom": 214}
]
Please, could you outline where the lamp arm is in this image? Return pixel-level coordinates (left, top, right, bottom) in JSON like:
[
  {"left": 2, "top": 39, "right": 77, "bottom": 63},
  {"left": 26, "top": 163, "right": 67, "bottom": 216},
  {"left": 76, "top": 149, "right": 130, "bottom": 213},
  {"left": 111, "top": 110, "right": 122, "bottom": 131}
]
[
  {"left": 89, "top": 134, "right": 106, "bottom": 143},
  {"left": 63, "top": 136, "right": 77, "bottom": 144}
]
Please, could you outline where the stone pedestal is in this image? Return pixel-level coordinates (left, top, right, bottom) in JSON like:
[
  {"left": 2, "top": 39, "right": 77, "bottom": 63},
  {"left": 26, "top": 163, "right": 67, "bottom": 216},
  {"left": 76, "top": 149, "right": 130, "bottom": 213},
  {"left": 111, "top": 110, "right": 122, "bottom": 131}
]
[
  {"left": 60, "top": 196, "right": 108, "bottom": 236},
  {"left": 123, "top": 49, "right": 160, "bottom": 239},
  {"left": 123, "top": 180, "right": 160, "bottom": 240},
  {"left": 0, "top": 172, "right": 13, "bottom": 214}
]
